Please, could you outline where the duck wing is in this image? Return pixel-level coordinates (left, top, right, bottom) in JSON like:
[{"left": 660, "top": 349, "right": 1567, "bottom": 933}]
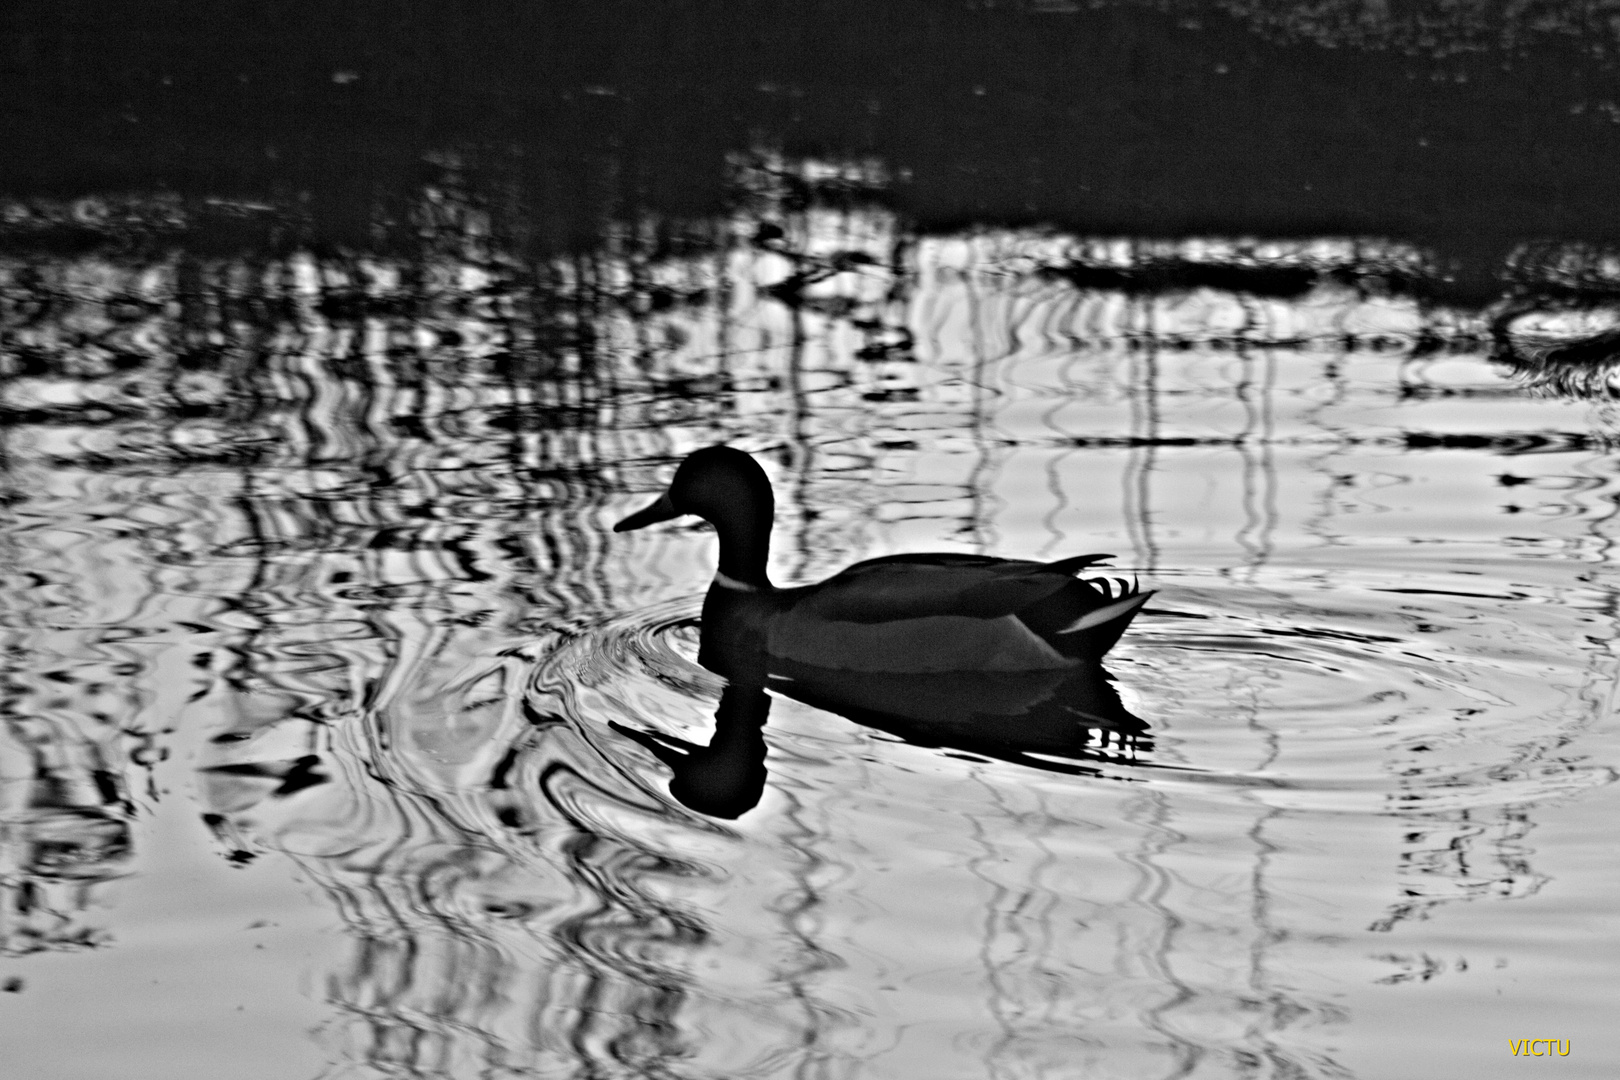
[
  {"left": 763, "top": 553, "right": 1146, "bottom": 672},
  {"left": 785, "top": 553, "right": 1118, "bottom": 624}
]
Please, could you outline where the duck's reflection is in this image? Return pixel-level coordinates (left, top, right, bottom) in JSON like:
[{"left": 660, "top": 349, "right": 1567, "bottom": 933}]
[
  {"left": 613, "top": 613, "right": 1150, "bottom": 818},
  {"left": 611, "top": 680, "right": 772, "bottom": 820}
]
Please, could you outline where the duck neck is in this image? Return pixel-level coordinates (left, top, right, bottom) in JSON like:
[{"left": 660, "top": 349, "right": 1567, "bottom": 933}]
[{"left": 713, "top": 507, "right": 774, "bottom": 591}]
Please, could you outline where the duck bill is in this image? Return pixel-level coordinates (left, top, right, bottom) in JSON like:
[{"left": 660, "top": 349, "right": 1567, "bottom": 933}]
[{"left": 614, "top": 492, "right": 680, "bottom": 532}]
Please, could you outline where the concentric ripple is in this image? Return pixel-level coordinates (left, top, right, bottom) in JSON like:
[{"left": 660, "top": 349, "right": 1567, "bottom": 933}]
[
  {"left": 527, "top": 568, "right": 1615, "bottom": 822},
  {"left": 486, "top": 567, "right": 1619, "bottom": 1078},
  {"left": 1111, "top": 568, "right": 1617, "bottom": 814}
]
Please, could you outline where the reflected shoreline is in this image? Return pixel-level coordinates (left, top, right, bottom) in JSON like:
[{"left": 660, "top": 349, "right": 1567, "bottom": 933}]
[
  {"left": 9, "top": 162, "right": 1620, "bottom": 403},
  {"left": 9, "top": 0, "right": 1620, "bottom": 300}
]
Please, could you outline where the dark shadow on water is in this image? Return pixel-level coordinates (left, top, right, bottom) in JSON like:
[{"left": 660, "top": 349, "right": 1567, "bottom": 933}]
[
  {"left": 612, "top": 607, "right": 1152, "bottom": 819},
  {"left": 770, "top": 660, "right": 1149, "bottom": 775}
]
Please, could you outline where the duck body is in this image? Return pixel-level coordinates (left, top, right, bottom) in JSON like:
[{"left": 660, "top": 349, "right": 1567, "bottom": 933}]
[
  {"left": 705, "top": 551, "right": 1148, "bottom": 674},
  {"left": 616, "top": 446, "right": 1153, "bottom": 675}
]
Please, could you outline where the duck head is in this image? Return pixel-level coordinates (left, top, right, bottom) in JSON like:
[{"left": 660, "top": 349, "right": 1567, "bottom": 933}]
[{"left": 614, "top": 446, "right": 775, "bottom": 588}]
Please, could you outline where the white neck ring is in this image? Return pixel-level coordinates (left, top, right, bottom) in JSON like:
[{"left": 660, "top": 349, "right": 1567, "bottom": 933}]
[{"left": 713, "top": 570, "right": 760, "bottom": 593}]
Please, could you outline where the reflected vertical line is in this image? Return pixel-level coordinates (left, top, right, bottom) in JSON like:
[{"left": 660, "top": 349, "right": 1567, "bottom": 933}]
[
  {"left": 1232, "top": 344, "right": 1265, "bottom": 580},
  {"left": 1036, "top": 340, "right": 1085, "bottom": 559},
  {"left": 0, "top": 332, "right": 25, "bottom": 904},
  {"left": 717, "top": 215, "right": 736, "bottom": 411},
  {"left": 0, "top": 335, "right": 13, "bottom": 594},
  {"left": 1236, "top": 631, "right": 1290, "bottom": 1068},
  {"left": 969, "top": 774, "right": 1061, "bottom": 1080},
  {"left": 773, "top": 781, "right": 839, "bottom": 1080},
  {"left": 787, "top": 295, "right": 814, "bottom": 584},
  {"left": 965, "top": 239, "right": 992, "bottom": 552},
  {"left": 1571, "top": 441, "right": 1620, "bottom": 730},
  {"left": 1243, "top": 805, "right": 1289, "bottom": 1073},
  {"left": 1119, "top": 787, "right": 1201, "bottom": 1080},
  {"left": 1298, "top": 347, "right": 1352, "bottom": 561},
  {"left": 1139, "top": 347, "right": 1160, "bottom": 572},
  {"left": 1257, "top": 349, "right": 1279, "bottom": 572},
  {"left": 1122, "top": 339, "right": 1145, "bottom": 568},
  {"left": 966, "top": 772, "right": 1012, "bottom": 1080},
  {"left": 1123, "top": 345, "right": 1160, "bottom": 572},
  {"left": 227, "top": 427, "right": 279, "bottom": 705},
  {"left": 1039, "top": 444, "right": 1073, "bottom": 561},
  {"left": 968, "top": 771, "right": 1019, "bottom": 1080}
]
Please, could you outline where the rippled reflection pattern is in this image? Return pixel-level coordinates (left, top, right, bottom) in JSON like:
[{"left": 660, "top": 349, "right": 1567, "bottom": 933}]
[{"left": 4, "top": 163, "right": 1620, "bottom": 1077}]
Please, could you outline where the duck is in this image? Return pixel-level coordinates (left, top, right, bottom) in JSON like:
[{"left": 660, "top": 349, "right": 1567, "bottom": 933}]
[{"left": 614, "top": 446, "right": 1154, "bottom": 674}]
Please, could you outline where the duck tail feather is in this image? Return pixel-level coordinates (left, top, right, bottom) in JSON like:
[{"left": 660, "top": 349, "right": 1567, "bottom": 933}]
[
  {"left": 1056, "top": 589, "right": 1154, "bottom": 635},
  {"left": 1044, "top": 553, "right": 1116, "bottom": 576}
]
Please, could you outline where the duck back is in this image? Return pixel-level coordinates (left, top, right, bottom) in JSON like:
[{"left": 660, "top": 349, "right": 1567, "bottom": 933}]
[{"left": 760, "top": 554, "right": 1151, "bottom": 674}]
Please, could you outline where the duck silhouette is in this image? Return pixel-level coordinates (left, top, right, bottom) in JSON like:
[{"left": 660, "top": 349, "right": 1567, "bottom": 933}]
[
  {"left": 611, "top": 678, "right": 773, "bottom": 819},
  {"left": 611, "top": 447, "right": 1155, "bottom": 817},
  {"left": 612, "top": 644, "right": 1150, "bottom": 818},
  {"left": 614, "top": 446, "right": 1154, "bottom": 674}
]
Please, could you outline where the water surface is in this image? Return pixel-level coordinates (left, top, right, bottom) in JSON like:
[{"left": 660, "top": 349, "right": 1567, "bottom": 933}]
[{"left": 3, "top": 179, "right": 1620, "bottom": 1077}]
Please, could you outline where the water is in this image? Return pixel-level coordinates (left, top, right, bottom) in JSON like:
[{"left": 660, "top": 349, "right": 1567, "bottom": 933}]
[{"left": 4, "top": 176, "right": 1620, "bottom": 1078}]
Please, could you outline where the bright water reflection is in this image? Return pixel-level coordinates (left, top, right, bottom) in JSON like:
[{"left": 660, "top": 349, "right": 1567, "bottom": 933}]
[{"left": 3, "top": 179, "right": 1620, "bottom": 1078}]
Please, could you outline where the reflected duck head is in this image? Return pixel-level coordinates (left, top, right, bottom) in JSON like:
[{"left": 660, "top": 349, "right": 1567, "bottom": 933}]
[{"left": 611, "top": 681, "right": 772, "bottom": 819}]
